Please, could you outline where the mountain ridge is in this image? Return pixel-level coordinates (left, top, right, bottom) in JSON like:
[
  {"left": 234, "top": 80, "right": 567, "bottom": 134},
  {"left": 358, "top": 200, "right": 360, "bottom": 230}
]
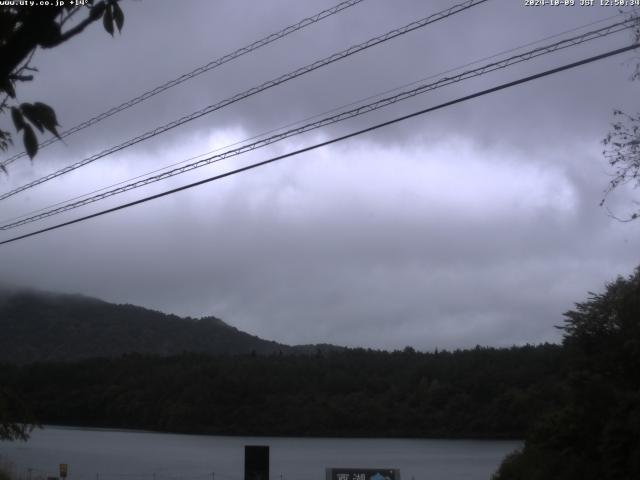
[{"left": 0, "top": 287, "right": 341, "bottom": 363}]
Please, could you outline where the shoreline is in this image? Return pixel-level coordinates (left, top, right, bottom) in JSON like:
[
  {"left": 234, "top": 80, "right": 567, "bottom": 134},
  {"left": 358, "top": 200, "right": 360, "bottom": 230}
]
[{"left": 24, "top": 424, "right": 524, "bottom": 443}]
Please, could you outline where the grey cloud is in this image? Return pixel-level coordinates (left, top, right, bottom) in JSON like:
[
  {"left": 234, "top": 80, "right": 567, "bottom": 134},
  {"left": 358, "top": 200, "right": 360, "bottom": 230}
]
[{"left": 1, "top": 0, "right": 639, "bottom": 350}]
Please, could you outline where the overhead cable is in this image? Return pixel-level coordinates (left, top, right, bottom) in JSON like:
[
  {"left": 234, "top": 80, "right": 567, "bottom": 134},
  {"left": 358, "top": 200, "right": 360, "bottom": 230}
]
[
  {"left": 0, "top": 0, "right": 367, "bottom": 169},
  {"left": 6, "top": 8, "right": 625, "bottom": 227},
  {"left": 0, "top": 0, "right": 490, "bottom": 201},
  {"left": 0, "top": 18, "right": 634, "bottom": 231},
  {"left": 1, "top": 42, "right": 637, "bottom": 246}
]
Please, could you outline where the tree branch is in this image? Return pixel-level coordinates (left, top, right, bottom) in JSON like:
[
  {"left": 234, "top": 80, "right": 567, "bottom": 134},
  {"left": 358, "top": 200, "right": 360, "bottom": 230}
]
[{"left": 56, "top": 2, "right": 107, "bottom": 45}]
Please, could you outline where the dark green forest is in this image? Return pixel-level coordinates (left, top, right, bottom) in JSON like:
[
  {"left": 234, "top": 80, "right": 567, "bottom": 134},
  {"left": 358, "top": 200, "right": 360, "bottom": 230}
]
[
  {"left": 1, "top": 267, "right": 639, "bottom": 479},
  {"left": 494, "top": 267, "right": 640, "bottom": 480},
  {"left": 0, "top": 344, "right": 565, "bottom": 439}
]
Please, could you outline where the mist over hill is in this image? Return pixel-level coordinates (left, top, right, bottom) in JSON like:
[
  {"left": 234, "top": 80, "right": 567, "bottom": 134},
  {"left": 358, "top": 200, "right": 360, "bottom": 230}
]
[{"left": 0, "top": 288, "right": 338, "bottom": 363}]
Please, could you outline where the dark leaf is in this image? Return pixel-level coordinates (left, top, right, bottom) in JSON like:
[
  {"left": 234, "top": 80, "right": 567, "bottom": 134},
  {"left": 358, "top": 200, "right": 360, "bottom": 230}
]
[
  {"left": 1, "top": 79, "right": 16, "bottom": 98},
  {"left": 112, "top": 2, "right": 124, "bottom": 32},
  {"left": 31, "top": 102, "right": 61, "bottom": 138},
  {"left": 20, "top": 103, "right": 45, "bottom": 133},
  {"left": 103, "top": 4, "right": 114, "bottom": 36},
  {"left": 0, "top": 129, "right": 13, "bottom": 149},
  {"left": 0, "top": 163, "right": 7, "bottom": 175},
  {"left": 11, "top": 107, "right": 25, "bottom": 132},
  {"left": 89, "top": 2, "right": 106, "bottom": 21},
  {"left": 23, "top": 124, "right": 38, "bottom": 160},
  {"left": 37, "top": 20, "right": 62, "bottom": 48}
]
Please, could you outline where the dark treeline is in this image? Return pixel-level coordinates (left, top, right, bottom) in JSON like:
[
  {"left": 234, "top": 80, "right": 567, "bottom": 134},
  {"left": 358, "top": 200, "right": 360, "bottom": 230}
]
[
  {"left": 3, "top": 267, "right": 638, "bottom": 479},
  {"left": 494, "top": 267, "right": 640, "bottom": 480},
  {"left": 1, "top": 344, "right": 566, "bottom": 439}
]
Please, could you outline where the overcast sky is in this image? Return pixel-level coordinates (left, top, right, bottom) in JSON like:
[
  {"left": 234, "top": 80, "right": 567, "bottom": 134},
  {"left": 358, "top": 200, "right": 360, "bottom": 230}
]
[{"left": 1, "top": 0, "right": 639, "bottom": 350}]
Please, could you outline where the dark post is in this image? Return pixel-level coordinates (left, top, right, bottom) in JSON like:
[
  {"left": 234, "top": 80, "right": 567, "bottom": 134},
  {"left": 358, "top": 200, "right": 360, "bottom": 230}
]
[{"left": 244, "top": 445, "right": 269, "bottom": 480}]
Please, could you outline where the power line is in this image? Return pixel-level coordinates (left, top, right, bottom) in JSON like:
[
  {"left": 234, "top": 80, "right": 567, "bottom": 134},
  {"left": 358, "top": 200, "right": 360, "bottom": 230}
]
[
  {"left": 0, "top": 0, "right": 490, "bottom": 202},
  {"left": 1, "top": 18, "right": 632, "bottom": 228},
  {"left": 3, "top": 10, "right": 628, "bottom": 227},
  {"left": 1, "top": 18, "right": 634, "bottom": 231},
  {"left": 1, "top": 42, "right": 637, "bottom": 247},
  {"left": 0, "top": 0, "right": 367, "bottom": 169}
]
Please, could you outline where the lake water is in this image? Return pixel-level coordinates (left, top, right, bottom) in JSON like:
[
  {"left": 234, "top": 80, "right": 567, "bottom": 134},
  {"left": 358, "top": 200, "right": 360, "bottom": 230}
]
[{"left": 0, "top": 427, "right": 520, "bottom": 480}]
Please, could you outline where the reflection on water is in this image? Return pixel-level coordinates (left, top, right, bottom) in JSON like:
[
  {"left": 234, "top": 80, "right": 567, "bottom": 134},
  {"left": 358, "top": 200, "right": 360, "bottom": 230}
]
[{"left": 0, "top": 427, "right": 520, "bottom": 480}]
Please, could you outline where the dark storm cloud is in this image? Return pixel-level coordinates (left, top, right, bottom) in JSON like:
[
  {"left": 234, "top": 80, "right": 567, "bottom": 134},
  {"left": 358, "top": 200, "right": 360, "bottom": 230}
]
[{"left": 1, "top": 0, "right": 639, "bottom": 349}]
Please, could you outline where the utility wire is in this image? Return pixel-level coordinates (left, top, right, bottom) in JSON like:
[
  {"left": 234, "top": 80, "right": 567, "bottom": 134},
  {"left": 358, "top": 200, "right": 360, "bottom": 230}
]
[
  {"left": 1, "top": 18, "right": 631, "bottom": 228},
  {"left": 0, "top": 0, "right": 367, "bottom": 169},
  {"left": 0, "top": 18, "right": 634, "bottom": 231},
  {"left": 1, "top": 42, "right": 637, "bottom": 247},
  {"left": 0, "top": 0, "right": 489, "bottom": 202},
  {"left": 3, "top": 9, "right": 628, "bottom": 227}
]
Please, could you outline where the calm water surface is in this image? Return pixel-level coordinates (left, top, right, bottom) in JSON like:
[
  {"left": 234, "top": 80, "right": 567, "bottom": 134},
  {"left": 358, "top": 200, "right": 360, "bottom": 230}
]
[{"left": 0, "top": 427, "right": 520, "bottom": 480}]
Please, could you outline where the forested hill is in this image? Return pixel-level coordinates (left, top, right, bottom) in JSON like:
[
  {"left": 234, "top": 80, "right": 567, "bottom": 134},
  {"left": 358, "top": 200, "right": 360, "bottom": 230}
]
[
  {"left": 0, "top": 288, "right": 335, "bottom": 363},
  {"left": 1, "top": 345, "right": 566, "bottom": 439}
]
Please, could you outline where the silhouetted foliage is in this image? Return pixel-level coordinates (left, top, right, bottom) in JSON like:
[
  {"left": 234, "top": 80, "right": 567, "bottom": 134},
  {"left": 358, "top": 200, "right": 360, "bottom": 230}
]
[
  {"left": 493, "top": 267, "right": 640, "bottom": 479},
  {"left": 602, "top": 110, "right": 640, "bottom": 221},
  {"left": 0, "top": 1, "right": 124, "bottom": 162},
  {"left": 600, "top": 18, "right": 640, "bottom": 221}
]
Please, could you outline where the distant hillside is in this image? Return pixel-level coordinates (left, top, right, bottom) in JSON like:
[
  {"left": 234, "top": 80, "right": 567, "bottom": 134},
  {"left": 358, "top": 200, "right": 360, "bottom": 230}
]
[{"left": 0, "top": 288, "right": 336, "bottom": 363}]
